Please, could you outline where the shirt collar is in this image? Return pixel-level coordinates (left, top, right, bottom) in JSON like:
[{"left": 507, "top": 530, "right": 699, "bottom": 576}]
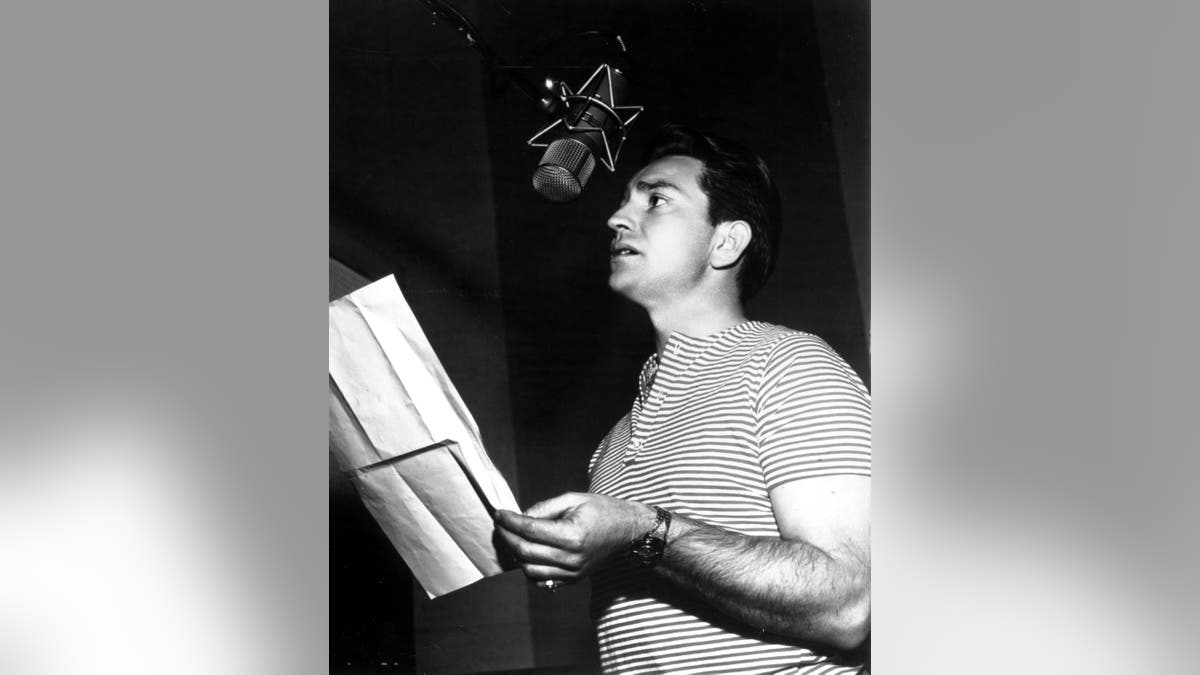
[
  {"left": 636, "top": 321, "right": 762, "bottom": 397},
  {"left": 663, "top": 319, "right": 760, "bottom": 354}
]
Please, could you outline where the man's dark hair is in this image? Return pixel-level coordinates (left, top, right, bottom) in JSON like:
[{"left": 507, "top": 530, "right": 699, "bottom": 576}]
[{"left": 642, "top": 124, "right": 782, "bottom": 301}]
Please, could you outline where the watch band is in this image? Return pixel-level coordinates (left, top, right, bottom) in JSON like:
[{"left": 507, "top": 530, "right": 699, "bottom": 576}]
[{"left": 629, "top": 506, "right": 672, "bottom": 567}]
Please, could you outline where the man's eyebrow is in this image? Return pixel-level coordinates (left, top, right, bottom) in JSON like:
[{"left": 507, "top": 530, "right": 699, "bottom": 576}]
[
  {"left": 634, "top": 178, "right": 682, "bottom": 194},
  {"left": 620, "top": 178, "right": 682, "bottom": 204}
]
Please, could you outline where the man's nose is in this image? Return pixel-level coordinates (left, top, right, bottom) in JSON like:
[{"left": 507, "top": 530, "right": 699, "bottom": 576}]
[{"left": 607, "top": 205, "right": 632, "bottom": 233}]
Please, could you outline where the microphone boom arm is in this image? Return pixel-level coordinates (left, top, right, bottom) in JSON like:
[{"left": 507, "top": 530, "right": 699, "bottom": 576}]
[{"left": 414, "top": 0, "right": 543, "bottom": 104}]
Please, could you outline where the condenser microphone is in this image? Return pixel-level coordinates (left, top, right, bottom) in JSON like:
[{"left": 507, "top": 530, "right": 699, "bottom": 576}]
[{"left": 528, "top": 64, "right": 643, "bottom": 203}]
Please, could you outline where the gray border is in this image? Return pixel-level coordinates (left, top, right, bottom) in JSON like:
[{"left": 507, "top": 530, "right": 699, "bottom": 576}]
[
  {"left": 873, "top": 1, "right": 1200, "bottom": 670},
  {"left": 0, "top": 1, "right": 328, "bottom": 671}
]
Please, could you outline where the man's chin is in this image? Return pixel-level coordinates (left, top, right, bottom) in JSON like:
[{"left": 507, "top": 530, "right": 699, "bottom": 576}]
[{"left": 607, "top": 274, "right": 637, "bottom": 299}]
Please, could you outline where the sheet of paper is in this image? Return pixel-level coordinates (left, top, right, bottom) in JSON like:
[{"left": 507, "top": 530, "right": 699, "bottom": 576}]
[{"left": 328, "top": 275, "right": 519, "bottom": 598}]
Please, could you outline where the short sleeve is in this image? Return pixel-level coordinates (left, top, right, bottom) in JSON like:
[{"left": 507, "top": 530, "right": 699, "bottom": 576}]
[{"left": 754, "top": 333, "right": 871, "bottom": 491}]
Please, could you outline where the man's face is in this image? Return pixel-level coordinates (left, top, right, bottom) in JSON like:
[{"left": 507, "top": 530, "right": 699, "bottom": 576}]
[{"left": 606, "top": 155, "right": 718, "bottom": 305}]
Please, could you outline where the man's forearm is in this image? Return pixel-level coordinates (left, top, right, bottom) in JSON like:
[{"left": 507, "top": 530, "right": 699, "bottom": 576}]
[{"left": 654, "top": 513, "right": 870, "bottom": 650}]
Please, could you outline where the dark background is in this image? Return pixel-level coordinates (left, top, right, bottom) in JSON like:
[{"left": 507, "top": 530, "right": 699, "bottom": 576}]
[{"left": 330, "top": 0, "right": 868, "bottom": 672}]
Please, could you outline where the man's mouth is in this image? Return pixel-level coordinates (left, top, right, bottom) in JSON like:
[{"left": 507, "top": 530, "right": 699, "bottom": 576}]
[{"left": 610, "top": 243, "right": 639, "bottom": 258}]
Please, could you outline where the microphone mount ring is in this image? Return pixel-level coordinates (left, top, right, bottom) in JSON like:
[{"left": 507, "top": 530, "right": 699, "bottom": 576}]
[{"left": 526, "top": 64, "right": 644, "bottom": 173}]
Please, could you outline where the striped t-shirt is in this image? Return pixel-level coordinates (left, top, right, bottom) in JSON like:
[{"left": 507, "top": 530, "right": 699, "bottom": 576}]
[{"left": 587, "top": 321, "right": 871, "bottom": 674}]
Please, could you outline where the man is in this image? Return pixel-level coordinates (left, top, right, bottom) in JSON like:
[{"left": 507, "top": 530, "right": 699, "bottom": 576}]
[{"left": 495, "top": 125, "right": 871, "bottom": 674}]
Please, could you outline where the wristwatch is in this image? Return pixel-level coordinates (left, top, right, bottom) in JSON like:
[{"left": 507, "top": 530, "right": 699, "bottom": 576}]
[{"left": 629, "top": 506, "right": 672, "bottom": 567}]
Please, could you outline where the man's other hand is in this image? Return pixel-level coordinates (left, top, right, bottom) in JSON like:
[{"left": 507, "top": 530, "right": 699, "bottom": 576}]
[{"left": 494, "top": 492, "right": 654, "bottom": 582}]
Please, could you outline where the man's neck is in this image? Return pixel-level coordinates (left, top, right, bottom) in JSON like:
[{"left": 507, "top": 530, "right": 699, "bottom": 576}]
[{"left": 645, "top": 294, "right": 747, "bottom": 358}]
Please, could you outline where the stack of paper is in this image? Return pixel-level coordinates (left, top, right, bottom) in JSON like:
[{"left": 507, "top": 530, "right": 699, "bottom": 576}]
[{"left": 328, "top": 275, "right": 519, "bottom": 598}]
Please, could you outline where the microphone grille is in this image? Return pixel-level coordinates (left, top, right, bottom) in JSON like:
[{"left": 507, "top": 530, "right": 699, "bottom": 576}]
[{"left": 532, "top": 138, "right": 596, "bottom": 203}]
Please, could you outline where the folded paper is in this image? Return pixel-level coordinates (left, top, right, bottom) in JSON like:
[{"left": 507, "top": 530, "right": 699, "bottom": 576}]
[{"left": 328, "top": 275, "right": 519, "bottom": 598}]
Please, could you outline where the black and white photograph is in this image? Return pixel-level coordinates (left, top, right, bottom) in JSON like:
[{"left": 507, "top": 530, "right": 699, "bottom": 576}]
[{"left": 329, "top": 1, "right": 870, "bottom": 672}]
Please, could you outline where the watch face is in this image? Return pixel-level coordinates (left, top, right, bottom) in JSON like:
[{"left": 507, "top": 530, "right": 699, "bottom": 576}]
[{"left": 631, "top": 537, "right": 665, "bottom": 565}]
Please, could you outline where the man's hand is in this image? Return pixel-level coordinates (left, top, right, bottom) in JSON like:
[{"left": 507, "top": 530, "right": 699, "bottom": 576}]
[{"left": 494, "top": 492, "right": 654, "bottom": 582}]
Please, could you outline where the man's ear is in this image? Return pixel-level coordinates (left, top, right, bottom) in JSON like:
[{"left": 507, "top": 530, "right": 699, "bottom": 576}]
[{"left": 710, "top": 220, "right": 752, "bottom": 270}]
